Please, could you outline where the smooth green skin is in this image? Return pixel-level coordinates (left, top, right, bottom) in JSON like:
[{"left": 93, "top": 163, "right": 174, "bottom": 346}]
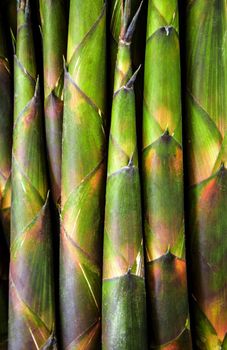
[
  {"left": 9, "top": 2, "right": 56, "bottom": 349},
  {"left": 143, "top": 0, "right": 192, "bottom": 348},
  {"left": 102, "top": 274, "right": 147, "bottom": 350},
  {"left": 60, "top": 1, "right": 106, "bottom": 348},
  {"left": 102, "top": 8, "right": 147, "bottom": 348},
  {"left": 0, "top": 12, "right": 12, "bottom": 349},
  {"left": 40, "top": 0, "right": 67, "bottom": 205},
  {"left": 186, "top": 0, "right": 227, "bottom": 348}
]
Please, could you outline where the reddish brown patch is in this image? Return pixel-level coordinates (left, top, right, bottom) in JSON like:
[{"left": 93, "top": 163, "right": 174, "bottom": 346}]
[
  {"left": 200, "top": 178, "right": 218, "bottom": 205},
  {"left": 67, "top": 319, "right": 100, "bottom": 350},
  {"left": 103, "top": 253, "right": 127, "bottom": 280},
  {"left": 174, "top": 259, "right": 186, "bottom": 285},
  {"left": 203, "top": 296, "right": 227, "bottom": 341},
  {"left": 24, "top": 104, "right": 36, "bottom": 126},
  {"left": 61, "top": 226, "right": 80, "bottom": 268},
  {"left": 68, "top": 80, "right": 84, "bottom": 114},
  {"left": 90, "top": 163, "right": 104, "bottom": 190},
  {"left": 45, "top": 62, "right": 59, "bottom": 91},
  {"left": 146, "top": 216, "right": 174, "bottom": 256},
  {"left": 163, "top": 343, "right": 183, "bottom": 350},
  {"left": 9, "top": 278, "right": 52, "bottom": 347},
  {"left": 172, "top": 147, "right": 183, "bottom": 176},
  {"left": 144, "top": 148, "right": 160, "bottom": 173},
  {"left": 9, "top": 281, "right": 23, "bottom": 314},
  {"left": 46, "top": 94, "right": 63, "bottom": 120},
  {"left": 149, "top": 262, "right": 162, "bottom": 285}
]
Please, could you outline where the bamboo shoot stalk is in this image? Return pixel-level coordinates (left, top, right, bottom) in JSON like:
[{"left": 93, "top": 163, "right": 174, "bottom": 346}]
[
  {"left": 39, "top": 0, "right": 67, "bottom": 206},
  {"left": 109, "top": 0, "right": 146, "bottom": 99},
  {"left": 102, "top": 1, "right": 148, "bottom": 349},
  {"left": 142, "top": 0, "right": 192, "bottom": 348},
  {"left": 186, "top": 0, "right": 227, "bottom": 348},
  {"left": 9, "top": 1, "right": 56, "bottom": 348},
  {"left": 60, "top": 1, "right": 107, "bottom": 348}
]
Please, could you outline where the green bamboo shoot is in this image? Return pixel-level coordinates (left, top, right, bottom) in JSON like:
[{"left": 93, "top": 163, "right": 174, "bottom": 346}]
[
  {"left": 102, "top": 2, "right": 147, "bottom": 349},
  {"left": 40, "top": 0, "right": 67, "bottom": 205},
  {"left": 9, "top": 1, "right": 56, "bottom": 348},
  {"left": 60, "top": 1, "right": 107, "bottom": 348},
  {"left": 142, "top": 0, "right": 192, "bottom": 348},
  {"left": 186, "top": 0, "right": 227, "bottom": 348}
]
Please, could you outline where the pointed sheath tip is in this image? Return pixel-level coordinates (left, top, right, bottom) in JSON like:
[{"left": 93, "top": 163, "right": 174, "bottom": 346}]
[
  {"left": 164, "top": 250, "right": 175, "bottom": 262},
  {"left": 161, "top": 26, "right": 173, "bottom": 36},
  {"left": 44, "top": 332, "right": 57, "bottom": 349},
  {"left": 113, "top": 64, "right": 141, "bottom": 96},
  {"left": 128, "top": 154, "right": 134, "bottom": 167},
  {"left": 127, "top": 268, "right": 132, "bottom": 276},
  {"left": 164, "top": 128, "right": 169, "bottom": 135},
  {"left": 121, "top": 0, "right": 143, "bottom": 44},
  {"left": 125, "top": 64, "right": 141, "bottom": 89},
  {"left": 161, "top": 129, "right": 172, "bottom": 143}
]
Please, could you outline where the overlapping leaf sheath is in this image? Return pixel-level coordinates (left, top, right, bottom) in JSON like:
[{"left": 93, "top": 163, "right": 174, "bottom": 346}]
[
  {"left": 142, "top": 1, "right": 192, "bottom": 348},
  {"left": 110, "top": 0, "right": 146, "bottom": 95},
  {"left": 110, "top": 0, "right": 138, "bottom": 85},
  {"left": 102, "top": 3, "right": 147, "bottom": 349},
  {"left": 40, "top": 0, "right": 67, "bottom": 205},
  {"left": 9, "top": 1, "right": 56, "bottom": 349},
  {"left": 60, "top": 1, "right": 106, "bottom": 348},
  {"left": 186, "top": 0, "right": 227, "bottom": 348},
  {"left": 0, "top": 12, "right": 13, "bottom": 349}
]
